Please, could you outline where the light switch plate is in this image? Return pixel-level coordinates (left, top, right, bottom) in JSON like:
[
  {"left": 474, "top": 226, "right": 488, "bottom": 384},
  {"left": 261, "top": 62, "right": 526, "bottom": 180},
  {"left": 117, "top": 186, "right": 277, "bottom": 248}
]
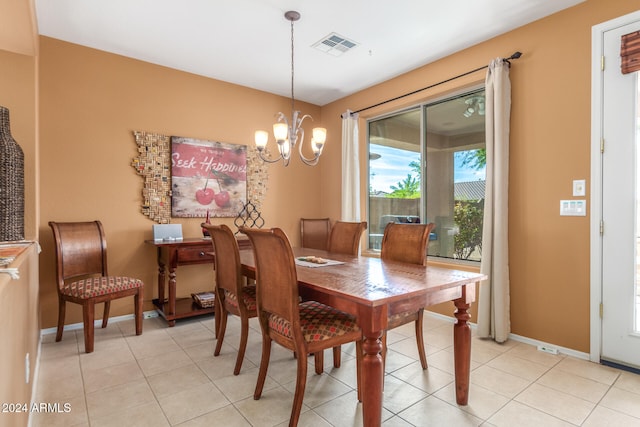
[
  {"left": 573, "top": 179, "right": 586, "bottom": 196},
  {"left": 560, "top": 199, "right": 587, "bottom": 216}
]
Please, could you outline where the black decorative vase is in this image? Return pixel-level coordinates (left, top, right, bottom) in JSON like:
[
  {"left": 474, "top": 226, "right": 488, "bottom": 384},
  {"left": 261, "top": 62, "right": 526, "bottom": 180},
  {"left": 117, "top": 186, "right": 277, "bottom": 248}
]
[{"left": 0, "top": 106, "right": 25, "bottom": 241}]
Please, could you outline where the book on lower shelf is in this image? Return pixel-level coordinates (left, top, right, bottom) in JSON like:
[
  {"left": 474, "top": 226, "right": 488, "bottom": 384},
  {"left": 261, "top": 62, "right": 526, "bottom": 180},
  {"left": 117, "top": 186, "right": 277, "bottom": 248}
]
[{"left": 191, "top": 291, "right": 215, "bottom": 309}]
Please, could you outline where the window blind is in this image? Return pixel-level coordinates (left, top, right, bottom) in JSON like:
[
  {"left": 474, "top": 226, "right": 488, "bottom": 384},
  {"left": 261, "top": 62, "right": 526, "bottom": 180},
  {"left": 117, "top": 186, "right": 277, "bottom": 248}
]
[{"left": 621, "top": 30, "right": 640, "bottom": 74}]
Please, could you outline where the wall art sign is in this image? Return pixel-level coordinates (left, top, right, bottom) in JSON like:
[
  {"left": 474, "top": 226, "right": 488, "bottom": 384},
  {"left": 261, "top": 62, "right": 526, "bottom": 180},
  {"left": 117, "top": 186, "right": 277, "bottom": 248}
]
[{"left": 170, "top": 136, "right": 247, "bottom": 218}]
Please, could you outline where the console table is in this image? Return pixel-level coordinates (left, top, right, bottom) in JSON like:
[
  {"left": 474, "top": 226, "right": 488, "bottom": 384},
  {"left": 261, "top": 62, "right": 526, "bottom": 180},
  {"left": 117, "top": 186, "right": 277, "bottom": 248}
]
[{"left": 145, "top": 237, "right": 250, "bottom": 326}]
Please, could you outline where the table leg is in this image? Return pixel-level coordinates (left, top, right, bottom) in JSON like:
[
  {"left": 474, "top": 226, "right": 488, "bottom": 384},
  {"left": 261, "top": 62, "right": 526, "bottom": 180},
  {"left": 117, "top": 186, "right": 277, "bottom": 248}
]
[
  {"left": 157, "top": 250, "right": 166, "bottom": 308},
  {"left": 453, "top": 293, "right": 472, "bottom": 405},
  {"left": 167, "top": 266, "right": 176, "bottom": 327},
  {"left": 361, "top": 329, "right": 383, "bottom": 427}
]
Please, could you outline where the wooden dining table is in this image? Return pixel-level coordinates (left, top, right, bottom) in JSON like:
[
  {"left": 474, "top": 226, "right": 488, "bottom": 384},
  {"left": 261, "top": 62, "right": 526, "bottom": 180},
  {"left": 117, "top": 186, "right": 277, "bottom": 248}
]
[{"left": 238, "top": 246, "right": 487, "bottom": 427}]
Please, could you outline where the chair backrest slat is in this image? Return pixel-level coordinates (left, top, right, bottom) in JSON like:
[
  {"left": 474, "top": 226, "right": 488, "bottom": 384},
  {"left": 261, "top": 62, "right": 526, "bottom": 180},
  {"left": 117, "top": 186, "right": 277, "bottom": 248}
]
[
  {"left": 241, "top": 227, "right": 300, "bottom": 323},
  {"left": 300, "top": 218, "right": 331, "bottom": 250},
  {"left": 327, "top": 221, "right": 367, "bottom": 255},
  {"left": 380, "top": 222, "right": 435, "bottom": 266},
  {"left": 49, "top": 221, "right": 108, "bottom": 282},
  {"left": 205, "top": 224, "right": 242, "bottom": 297}
]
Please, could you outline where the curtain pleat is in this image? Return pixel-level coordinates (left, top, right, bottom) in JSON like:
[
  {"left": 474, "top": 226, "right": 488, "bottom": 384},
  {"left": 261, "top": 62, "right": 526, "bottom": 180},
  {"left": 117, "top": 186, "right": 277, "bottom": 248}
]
[
  {"left": 341, "top": 111, "right": 360, "bottom": 222},
  {"left": 478, "top": 59, "right": 511, "bottom": 343}
]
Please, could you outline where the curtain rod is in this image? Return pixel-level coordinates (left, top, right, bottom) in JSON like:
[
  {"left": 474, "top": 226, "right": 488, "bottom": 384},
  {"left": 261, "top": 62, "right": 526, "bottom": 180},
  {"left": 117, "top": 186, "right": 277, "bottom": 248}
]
[{"left": 350, "top": 51, "right": 522, "bottom": 115}]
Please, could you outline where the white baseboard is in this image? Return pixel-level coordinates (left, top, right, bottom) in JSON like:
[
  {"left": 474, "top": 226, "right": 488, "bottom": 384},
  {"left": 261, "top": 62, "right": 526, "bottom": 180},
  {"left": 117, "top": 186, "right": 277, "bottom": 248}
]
[
  {"left": 39, "top": 310, "right": 159, "bottom": 336},
  {"left": 39, "top": 309, "right": 590, "bottom": 361},
  {"left": 425, "top": 311, "right": 590, "bottom": 360},
  {"left": 507, "top": 332, "right": 590, "bottom": 360}
]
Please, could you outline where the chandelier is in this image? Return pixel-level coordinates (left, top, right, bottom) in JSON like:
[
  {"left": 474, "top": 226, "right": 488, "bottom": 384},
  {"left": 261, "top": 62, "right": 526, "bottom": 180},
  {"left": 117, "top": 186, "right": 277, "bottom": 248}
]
[
  {"left": 254, "top": 11, "right": 327, "bottom": 166},
  {"left": 463, "top": 96, "right": 485, "bottom": 118}
]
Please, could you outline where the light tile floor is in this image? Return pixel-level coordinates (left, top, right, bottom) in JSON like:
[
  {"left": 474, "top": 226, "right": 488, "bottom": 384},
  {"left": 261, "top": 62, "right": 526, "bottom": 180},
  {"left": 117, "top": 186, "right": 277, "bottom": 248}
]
[{"left": 32, "top": 314, "right": 640, "bottom": 427}]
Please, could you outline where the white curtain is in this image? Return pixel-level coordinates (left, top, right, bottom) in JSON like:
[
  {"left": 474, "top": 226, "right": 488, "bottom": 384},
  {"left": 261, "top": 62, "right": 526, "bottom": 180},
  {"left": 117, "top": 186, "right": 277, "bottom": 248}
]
[
  {"left": 341, "top": 110, "right": 360, "bottom": 221},
  {"left": 477, "top": 59, "right": 511, "bottom": 343}
]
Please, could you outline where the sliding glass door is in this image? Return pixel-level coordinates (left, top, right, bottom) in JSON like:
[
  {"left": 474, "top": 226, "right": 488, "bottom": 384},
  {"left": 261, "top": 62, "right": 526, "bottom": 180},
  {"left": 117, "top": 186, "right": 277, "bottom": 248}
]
[{"left": 367, "top": 89, "right": 486, "bottom": 262}]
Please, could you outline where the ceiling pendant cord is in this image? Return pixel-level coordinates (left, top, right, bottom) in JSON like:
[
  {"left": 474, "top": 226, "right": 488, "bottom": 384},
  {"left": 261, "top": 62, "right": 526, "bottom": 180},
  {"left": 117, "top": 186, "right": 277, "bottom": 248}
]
[{"left": 290, "top": 14, "right": 296, "bottom": 115}]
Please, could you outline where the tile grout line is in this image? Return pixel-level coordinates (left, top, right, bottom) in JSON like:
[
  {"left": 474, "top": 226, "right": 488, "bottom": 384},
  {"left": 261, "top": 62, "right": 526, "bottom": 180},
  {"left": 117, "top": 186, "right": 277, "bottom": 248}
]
[
  {"left": 35, "top": 316, "right": 640, "bottom": 427},
  {"left": 74, "top": 330, "right": 93, "bottom": 427},
  {"left": 121, "top": 322, "right": 174, "bottom": 427}
]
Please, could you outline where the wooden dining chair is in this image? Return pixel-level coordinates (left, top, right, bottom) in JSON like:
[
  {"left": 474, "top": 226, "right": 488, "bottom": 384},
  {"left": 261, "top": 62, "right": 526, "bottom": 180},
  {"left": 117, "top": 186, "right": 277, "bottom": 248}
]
[
  {"left": 241, "top": 226, "right": 362, "bottom": 427},
  {"left": 300, "top": 217, "right": 331, "bottom": 250},
  {"left": 325, "top": 220, "right": 367, "bottom": 369},
  {"left": 327, "top": 220, "right": 367, "bottom": 255},
  {"left": 204, "top": 223, "right": 257, "bottom": 375},
  {"left": 48, "top": 221, "right": 144, "bottom": 353},
  {"left": 380, "top": 221, "right": 435, "bottom": 369}
]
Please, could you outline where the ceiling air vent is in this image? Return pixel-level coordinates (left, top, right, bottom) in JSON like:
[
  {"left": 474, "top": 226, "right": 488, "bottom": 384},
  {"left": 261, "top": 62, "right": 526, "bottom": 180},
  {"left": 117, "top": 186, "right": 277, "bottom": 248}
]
[{"left": 312, "top": 33, "right": 358, "bottom": 57}]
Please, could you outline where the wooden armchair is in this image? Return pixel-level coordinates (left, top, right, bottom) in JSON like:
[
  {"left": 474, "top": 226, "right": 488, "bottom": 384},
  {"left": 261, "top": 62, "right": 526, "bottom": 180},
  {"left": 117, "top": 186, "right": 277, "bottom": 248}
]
[
  {"left": 380, "top": 222, "right": 436, "bottom": 369},
  {"left": 300, "top": 217, "right": 331, "bottom": 250},
  {"left": 241, "top": 227, "right": 362, "bottom": 427},
  {"left": 204, "top": 223, "right": 257, "bottom": 375},
  {"left": 48, "top": 221, "right": 144, "bottom": 353}
]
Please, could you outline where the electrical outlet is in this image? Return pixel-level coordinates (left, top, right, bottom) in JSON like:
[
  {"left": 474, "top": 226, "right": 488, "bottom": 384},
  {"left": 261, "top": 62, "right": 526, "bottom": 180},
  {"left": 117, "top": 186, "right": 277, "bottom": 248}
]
[
  {"left": 573, "top": 179, "right": 586, "bottom": 196},
  {"left": 537, "top": 345, "right": 559, "bottom": 355}
]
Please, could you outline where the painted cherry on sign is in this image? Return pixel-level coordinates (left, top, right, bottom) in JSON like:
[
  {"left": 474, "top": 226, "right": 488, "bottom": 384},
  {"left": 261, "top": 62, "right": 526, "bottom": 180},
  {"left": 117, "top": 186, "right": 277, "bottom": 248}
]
[
  {"left": 196, "top": 169, "right": 215, "bottom": 205},
  {"left": 196, "top": 188, "right": 215, "bottom": 205},
  {"left": 214, "top": 190, "right": 230, "bottom": 207},
  {"left": 208, "top": 168, "right": 231, "bottom": 207}
]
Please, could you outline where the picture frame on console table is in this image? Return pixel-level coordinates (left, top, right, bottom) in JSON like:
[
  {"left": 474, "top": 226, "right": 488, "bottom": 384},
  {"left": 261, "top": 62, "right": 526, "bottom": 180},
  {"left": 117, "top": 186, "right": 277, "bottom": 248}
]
[{"left": 171, "top": 136, "right": 247, "bottom": 218}]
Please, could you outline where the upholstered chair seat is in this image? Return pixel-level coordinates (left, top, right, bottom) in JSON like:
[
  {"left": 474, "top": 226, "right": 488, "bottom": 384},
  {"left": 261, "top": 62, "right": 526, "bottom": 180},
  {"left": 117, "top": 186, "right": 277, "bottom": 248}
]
[
  {"left": 223, "top": 286, "right": 257, "bottom": 312},
  {"left": 269, "top": 300, "right": 360, "bottom": 341},
  {"left": 61, "top": 276, "right": 143, "bottom": 299}
]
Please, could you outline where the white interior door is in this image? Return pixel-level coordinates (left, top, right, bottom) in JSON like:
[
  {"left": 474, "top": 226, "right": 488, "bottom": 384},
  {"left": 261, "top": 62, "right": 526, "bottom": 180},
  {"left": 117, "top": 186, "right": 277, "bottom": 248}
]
[{"left": 600, "top": 19, "right": 640, "bottom": 369}]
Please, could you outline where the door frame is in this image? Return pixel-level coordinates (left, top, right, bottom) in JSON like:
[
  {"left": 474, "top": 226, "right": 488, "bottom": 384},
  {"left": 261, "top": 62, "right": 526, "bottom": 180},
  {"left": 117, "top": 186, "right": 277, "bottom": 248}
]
[{"left": 590, "top": 10, "right": 640, "bottom": 364}]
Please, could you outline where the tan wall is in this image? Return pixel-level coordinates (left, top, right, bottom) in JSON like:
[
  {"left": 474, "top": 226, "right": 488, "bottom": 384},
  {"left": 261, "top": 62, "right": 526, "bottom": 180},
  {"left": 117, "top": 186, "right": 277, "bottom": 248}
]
[
  {"left": 37, "top": 36, "right": 324, "bottom": 328},
  {"left": 0, "top": 48, "right": 38, "bottom": 240},
  {"left": 0, "top": 5, "right": 40, "bottom": 423},
  {"left": 17, "top": 0, "right": 639, "bottom": 353},
  {"left": 0, "top": 244, "right": 39, "bottom": 427},
  {"left": 319, "top": 0, "right": 639, "bottom": 353},
  {"left": 0, "top": 0, "right": 38, "bottom": 56}
]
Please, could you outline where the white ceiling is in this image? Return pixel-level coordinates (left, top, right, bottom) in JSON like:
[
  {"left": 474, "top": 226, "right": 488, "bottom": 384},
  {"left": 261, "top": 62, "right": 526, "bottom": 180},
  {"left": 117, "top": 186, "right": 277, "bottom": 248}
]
[{"left": 35, "top": 0, "right": 584, "bottom": 106}]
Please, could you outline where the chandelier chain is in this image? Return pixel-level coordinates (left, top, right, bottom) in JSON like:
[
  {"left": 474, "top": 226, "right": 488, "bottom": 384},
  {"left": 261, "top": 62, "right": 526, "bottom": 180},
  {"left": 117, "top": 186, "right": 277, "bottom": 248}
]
[{"left": 290, "top": 17, "right": 295, "bottom": 114}]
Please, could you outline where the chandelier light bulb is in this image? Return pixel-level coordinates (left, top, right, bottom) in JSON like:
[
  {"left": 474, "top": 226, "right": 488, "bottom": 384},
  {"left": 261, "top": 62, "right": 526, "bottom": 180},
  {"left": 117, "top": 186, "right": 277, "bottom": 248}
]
[
  {"left": 312, "top": 127, "right": 327, "bottom": 143},
  {"left": 273, "top": 122, "right": 289, "bottom": 142},
  {"left": 254, "top": 130, "right": 269, "bottom": 150},
  {"left": 279, "top": 138, "right": 291, "bottom": 158}
]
